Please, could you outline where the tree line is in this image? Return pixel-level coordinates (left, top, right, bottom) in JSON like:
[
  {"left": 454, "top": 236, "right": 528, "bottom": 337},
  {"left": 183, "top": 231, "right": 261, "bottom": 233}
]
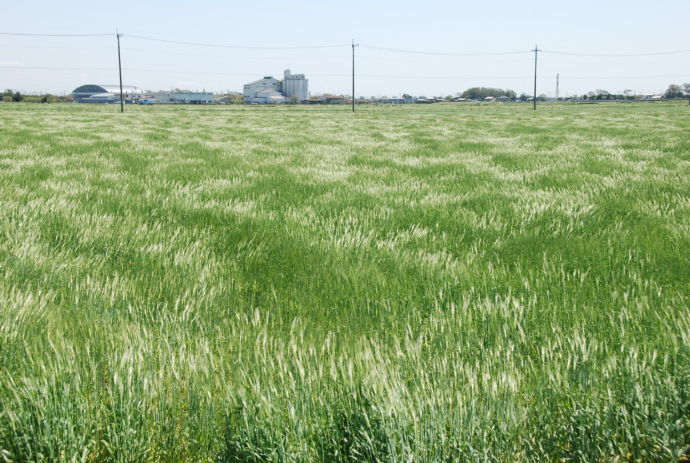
[
  {"left": 1, "top": 89, "right": 69, "bottom": 103},
  {"left": 663, "top": 83, "right": 690, "bottom": 99},
  {"left": 2, "top": 83, "right": 689, "bottom": 104}
]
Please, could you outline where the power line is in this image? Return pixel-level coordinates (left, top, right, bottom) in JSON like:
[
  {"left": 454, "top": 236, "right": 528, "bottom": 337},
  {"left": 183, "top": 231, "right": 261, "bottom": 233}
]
[
  {"left": 354, "top": 74, "right": 530, "bottom": 80},
  {"left": 0, "top": 30, "right": 350, "bottom": 49},
  {"left": 3, "top": 30, "right": 688, "bottom": 96},
  {"left": 0, "top": 31, "right": 112, "bottom": 37},
  {"left": 558, "top": 74, "right": 690, "bottom": 80},
  {"left": 542, "top": 49, "right": 690, "bottom": 57},
  {"left": 0, "top": 65, "right": 347, "bottom": 77},
  {"left": 360, "top": 44, "right": 532, "bottom": 56},
  {"left": 3, "top": 45, "right": 114, "bottom": 51},
  {"left": 0, "top": 65, "right": 116, "bottom": 71},
  {"left": 3, "top": 30, "right": 690, "bottom": 57},
  {"left": 1, "top": 65, "right": 686, "bottom": 81},
  {"left": 125, "top": 34, "right": 349, "bottom": 50}
]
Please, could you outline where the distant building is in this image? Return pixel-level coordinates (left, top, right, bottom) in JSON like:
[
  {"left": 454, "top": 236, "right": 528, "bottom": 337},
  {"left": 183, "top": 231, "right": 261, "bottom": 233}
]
[
  {"left": 375, "top": 97, "right": 416, "bottom": 104},
  {"left": 282, "top": 69, "right": 308, "bottom": 101},
  {"left": 243, "top": 76, "right": 282, "bottom": 104},
  {"left": 255, "top": 89, "right": 286, "bottom": 104},
  {"left": 72, "top": 84, "right": 144, "bottom": 103},
  {"left": 303, "top": 95, "right": 345, "bottom": 105},
  {"left": 151, "top": 91, "right": 213, "bottom": 104},
  {"left": 243, "top": 70, "right": 308, "bottom": 104}
]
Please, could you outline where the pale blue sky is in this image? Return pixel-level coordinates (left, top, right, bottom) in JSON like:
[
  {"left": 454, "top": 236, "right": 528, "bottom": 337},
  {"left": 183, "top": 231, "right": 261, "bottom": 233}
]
[{"left": 1, "top": 0, "right": 689, "bottom": 96}]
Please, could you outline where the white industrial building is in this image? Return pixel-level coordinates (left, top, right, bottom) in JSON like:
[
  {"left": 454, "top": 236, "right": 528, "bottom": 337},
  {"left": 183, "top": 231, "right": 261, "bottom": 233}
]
[
  {"left": 243, "top": 70, "right": 308, "bottom": 104},
  {"left": 151, "top": 91, "right": 214, "bottom": 104},
  {"left": 282, "top": 70, "right": 308, "bottom": 101}
]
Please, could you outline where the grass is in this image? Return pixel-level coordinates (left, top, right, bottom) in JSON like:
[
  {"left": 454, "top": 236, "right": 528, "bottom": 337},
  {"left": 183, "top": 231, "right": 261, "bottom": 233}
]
[{"left": 0, "top": 101, "right": 689, "bottom": 462}]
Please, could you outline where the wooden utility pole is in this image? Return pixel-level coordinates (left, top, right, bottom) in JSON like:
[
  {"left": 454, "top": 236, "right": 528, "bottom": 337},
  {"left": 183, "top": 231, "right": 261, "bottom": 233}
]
[
  {"left": 556, "top": 73, "right": 559, "bottom": 101},
  {"left": 117, "top": 31, "right": 124, "bottom": 112},
  {"left": 352, "top": 40, "right": 358, "bottom": 112},
  {"left": 533, "top": 45, "right": 540, "bottom": 110}
]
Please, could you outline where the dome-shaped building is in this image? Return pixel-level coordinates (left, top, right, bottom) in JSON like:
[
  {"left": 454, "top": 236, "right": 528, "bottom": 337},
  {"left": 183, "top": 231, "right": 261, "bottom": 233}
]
[{"left": 72, "top": 84, "right": 144, "bottom": 103}]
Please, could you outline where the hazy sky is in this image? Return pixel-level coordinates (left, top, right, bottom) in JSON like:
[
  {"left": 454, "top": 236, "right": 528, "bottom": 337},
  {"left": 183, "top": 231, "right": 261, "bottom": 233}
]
[{"left": 1, "top": 0, "right": 689, "bottom": 96}]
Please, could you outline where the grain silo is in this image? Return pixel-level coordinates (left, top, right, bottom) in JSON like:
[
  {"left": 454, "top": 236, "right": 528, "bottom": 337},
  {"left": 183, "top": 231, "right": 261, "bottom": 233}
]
[{"left": 282, "top": 69, "right": 309, "bottom": 102}]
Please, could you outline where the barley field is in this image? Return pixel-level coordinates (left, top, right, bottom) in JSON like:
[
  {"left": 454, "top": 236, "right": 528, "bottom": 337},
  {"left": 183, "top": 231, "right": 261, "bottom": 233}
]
[{"left": 0, "top": 102, "right": 689, "bottom": 463}]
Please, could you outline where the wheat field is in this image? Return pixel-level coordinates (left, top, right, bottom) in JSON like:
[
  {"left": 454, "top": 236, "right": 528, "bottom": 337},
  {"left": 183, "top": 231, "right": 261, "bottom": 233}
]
[{"left": 1, "top": 102, "right": 689, "bottom": 462}]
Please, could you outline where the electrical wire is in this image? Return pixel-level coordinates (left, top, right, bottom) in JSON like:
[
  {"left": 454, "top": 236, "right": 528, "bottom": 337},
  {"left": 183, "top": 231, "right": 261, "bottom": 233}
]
[
  {"left": 1, "top": 65, "right": 685, "bottom": 82},
  {"left": 556, "top": 74, "right": 690, "bottom": 80},
  {"left": 3, "top": 30, "right": 688, "bottom": 96},
  {"left": 542, "top": 49, "right": 690, "bottom": 57},
  {"left": 0, "top": 65, "right": 116, "bottom": 71},
  {"left": 360, "top": 44, "right": 532, "bottom": 56},
  {"left": 3, "top": 30, "right": 690, "bottom": 57},
  {"left": 124, "top": 34, "right": 349, "bottom": 50},
  {"left": 0, "top": 32, "right": 112, "bottom": 37},
  {"left": 0, "top": 30, "right": 349, "bottom": 49},
  {"left": 0, "top": 66, "right": 349, "bottom": 77}
]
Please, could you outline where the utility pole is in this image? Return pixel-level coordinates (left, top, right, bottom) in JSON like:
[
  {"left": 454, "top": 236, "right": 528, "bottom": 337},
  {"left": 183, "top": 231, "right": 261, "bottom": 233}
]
[
  {"left": 556, "top": 73, "right": 559, "bottom": 101},
  {"left": 116, "top": 30, "right": 124, "bottom": 113},
  {"left": 532, "top": 45, "right": 540, "bottom": 110},
  {"left": 352, "top": 39, "right": 358, "bottom": 113}
]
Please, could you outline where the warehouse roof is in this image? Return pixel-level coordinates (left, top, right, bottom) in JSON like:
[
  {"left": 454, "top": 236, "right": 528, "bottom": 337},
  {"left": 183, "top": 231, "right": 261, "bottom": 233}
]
[{"left": 72, "top": 84, "right": 144, "bottom": 96}]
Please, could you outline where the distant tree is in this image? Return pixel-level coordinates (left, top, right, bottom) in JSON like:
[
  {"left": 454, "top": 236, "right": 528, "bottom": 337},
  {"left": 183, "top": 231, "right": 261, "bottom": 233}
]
[
  {"left": 665, "top": 84, "right": 683, "bottom": 99},
  {"left": 537, "top": 94, "right": 547, "bottom": 101},
  {"left": 1, "top": 90, "right": 9, "bottom": 101},
  {"left": 505, "top": 89, "right": 517, "bottom": 101},
  {"left": 519, "top": 93, "right": 528, "bottom": 102},
  {"left": 11, "top": 91, "right": 23, "bottom": 102},
  {"left": 461, "top": 87, "right": 513, "bottom": 100},
  {"left": 593, "top": 90, "right": 609, "bottom": 100},
  {"left": 402, "top": 93, "right": 412, "bottom": 99},
  {"left": 683, "top": 83, "right": 690, "bottom": 95},
  {"left": 289, "top": 96, "right": 299, "bottom": 104}
]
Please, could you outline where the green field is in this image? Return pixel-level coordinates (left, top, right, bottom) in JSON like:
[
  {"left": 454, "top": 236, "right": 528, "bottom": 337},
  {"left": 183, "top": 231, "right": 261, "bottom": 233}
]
[{"left": 1, "top": 102, "right": 689, "bottom": 462}]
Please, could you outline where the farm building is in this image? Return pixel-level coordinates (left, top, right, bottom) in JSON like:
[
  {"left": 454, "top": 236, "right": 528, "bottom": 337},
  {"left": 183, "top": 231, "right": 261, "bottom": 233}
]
[
  {"left": 243, "top": 70, "right": 308, "bottom": 104},
  {"left": 253, "top": 89, "right": 286, "bottom": 104},
  {"left": 150, "top": 91, "right": 214, "bottom": 104},
  {"left": 244, "top": 76, "right": 282, "bottom": 104},
  {"left": 282, "top": 69, "right": 308, "bottom": 101},
  {"left": 302, "top": 95, "right": 345, "bottom": 105},
  {"left": 72, "top": 84, "right": 144, "bottom": 103},
  {"left": 375, "top": 97, "right": 416, "bottom": 104}
]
